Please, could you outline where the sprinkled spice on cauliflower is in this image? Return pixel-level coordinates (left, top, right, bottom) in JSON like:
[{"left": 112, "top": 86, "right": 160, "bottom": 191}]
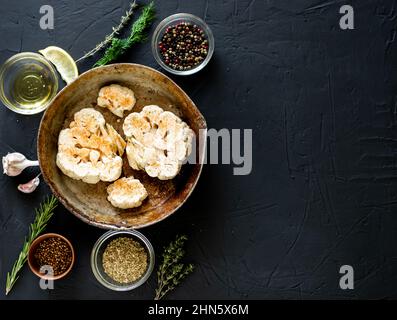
[
  {"left": 123, "top": 105, "right": 194, "bottom": 180},
  {"left": 97, "top": 84, "right": 136, "bottom": 118},
  {"left": 107, "top": 176, "right": 148, "bottom": 209},
  {"left": 56, "top": 108, "right": 126, "bottom": 184}
]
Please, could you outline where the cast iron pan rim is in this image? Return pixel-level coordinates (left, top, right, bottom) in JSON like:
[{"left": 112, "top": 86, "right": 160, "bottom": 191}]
[{"left": 37, "top": 63, "right": 207, "bottom": 229}]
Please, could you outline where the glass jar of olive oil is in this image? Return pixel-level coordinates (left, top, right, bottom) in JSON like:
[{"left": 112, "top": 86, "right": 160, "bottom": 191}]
[{"left": 0, "top": 52, "right": 58, "bottom": 115}]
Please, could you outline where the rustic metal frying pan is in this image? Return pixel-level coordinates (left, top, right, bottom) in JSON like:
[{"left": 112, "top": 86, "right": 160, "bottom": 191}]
[{"left": 38, "top": 64, "right": 207, "bottom": 229}]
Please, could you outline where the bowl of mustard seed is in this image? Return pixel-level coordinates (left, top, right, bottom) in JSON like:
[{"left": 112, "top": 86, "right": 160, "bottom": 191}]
[
  {"left": 90, "top": 230, "right": 155, "bottom": 291},
  {"left": 28, "top": 233, "right": 74, "bottom": 280},
  {"left": 152, "top": 13, "right": 215, "bottom": 75}
]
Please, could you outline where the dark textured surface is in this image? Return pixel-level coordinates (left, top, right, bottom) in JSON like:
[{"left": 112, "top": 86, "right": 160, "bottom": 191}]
[{"left": 1, "top": 0, "right": 397, "bottom": 300}]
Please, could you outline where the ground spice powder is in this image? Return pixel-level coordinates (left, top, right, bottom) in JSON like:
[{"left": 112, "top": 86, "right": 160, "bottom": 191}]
[{"left": 102, "top": 237, "right": 148, "bottom": 283}]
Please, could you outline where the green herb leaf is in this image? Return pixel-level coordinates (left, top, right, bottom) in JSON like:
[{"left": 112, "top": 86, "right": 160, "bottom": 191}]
[
  {"left": 5, "top": 195, "right": 58, "bottom": 295},
  {"left": 76, "top": 1, "right": 138, "bottom": 63},
  {"left": 94, "top": 2, "right": 156, "bottom": 67},
  {"left": 154, "top": 235, "right": 194, "bottom": 300}
]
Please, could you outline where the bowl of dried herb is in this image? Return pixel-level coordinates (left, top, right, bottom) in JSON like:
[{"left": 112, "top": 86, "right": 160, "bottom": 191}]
[{"left": 90, "top": 230, "right": 155, "bottom": 291}]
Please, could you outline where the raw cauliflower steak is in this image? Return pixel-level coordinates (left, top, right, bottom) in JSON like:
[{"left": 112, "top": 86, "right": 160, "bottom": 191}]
[
  {"left": 123, "top": 105, "right": 194, "bottom": 180},
  {"left": 107, "top": 176, "right": 148, "bottom": 209},
  {"left": 97, "top": 84, "right": 136, "bottom": 118},
  {"left": 56, "top": 108, "right": 126, "bottom": 184}
]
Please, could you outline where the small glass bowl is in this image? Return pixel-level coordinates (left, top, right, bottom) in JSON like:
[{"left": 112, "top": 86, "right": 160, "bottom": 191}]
[
  {"left": 91, "top": 230, "right": 155, "bottom": 291},
  {"left": 0, "top": 52, "right": 58, "bottom": 115},
  {"left": 152, "top": 13, "right": 215, "bottom": 76}
]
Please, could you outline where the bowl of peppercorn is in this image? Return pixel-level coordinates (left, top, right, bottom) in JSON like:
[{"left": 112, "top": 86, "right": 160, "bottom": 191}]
[
  {"left": 28, "top": 233, "right": 75, "bottom": 280},
  {"left": 152, "top": 13, "right": 214, "bottom": 75}
]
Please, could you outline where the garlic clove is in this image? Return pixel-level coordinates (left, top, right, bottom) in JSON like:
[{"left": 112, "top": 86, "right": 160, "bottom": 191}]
[
  {"left": 2, "top": 152, "right": 40, "bottom": 176},
  {"left": 18, "top": 175, "right": 41, "bottom": 193},
  {"left": 3, "top": 152, "right": 26, "bottom": 176}
]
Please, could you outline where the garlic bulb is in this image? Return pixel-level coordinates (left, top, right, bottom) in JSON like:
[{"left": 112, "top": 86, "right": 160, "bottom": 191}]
[
  {"left": 2, "top": 152, "right": 39, "bottom": 176},
  {"left": 18, "top": 174, "right": 41, "bottom": 193}
]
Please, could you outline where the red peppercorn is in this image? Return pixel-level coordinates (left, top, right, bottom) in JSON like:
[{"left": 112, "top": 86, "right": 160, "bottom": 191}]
[{"left": 159, "top": 22, "right": 209, "bottom": 71}]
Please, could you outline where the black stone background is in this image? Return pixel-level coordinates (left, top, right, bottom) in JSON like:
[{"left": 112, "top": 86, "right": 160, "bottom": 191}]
[{"left": 1, "top": 0, "right": 397, "bottom": 300}]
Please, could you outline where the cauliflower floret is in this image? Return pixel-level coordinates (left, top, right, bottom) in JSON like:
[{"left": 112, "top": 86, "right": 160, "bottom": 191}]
[
  {"left": 141, "top": 104, "right": 163, "bottom": 124},
  {"left": 123, "top": 105, "right": 194, "bottom": 180},
  {"left": 70, "top": 107, "right": 105, "bottom": 134},
  {"left": 99, "top": 156, "right": 123, "bottom": 182},
  {"left": 107, "top": 176, "right": 148, "bottom": 209},
  {"left": 122, "top": 112, "right": 151, "bottom": 140},
  {"left": 56, "top": 108, "right": 125, "bottom": 184},
  {"left": 97, "top": 84, "right": 136, "bottom": 118}
]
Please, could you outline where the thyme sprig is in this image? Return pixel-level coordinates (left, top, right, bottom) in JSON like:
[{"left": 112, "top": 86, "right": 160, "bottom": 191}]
[
  {"left": 94, "top": 1, "right": 155, "bottom": 67},
  {"left": 5, "top": 195, "right": 58, "bottom": 295},
  {"left": 76, "top": 1, "right": 138, "bottom": 63},
  {"left": 154, "top": 235, "right": 194, "bottom": 300}
]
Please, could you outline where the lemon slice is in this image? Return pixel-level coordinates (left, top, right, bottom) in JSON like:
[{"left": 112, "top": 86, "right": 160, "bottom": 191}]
[{"left": 39, "top": 46, "right": 78, "bottom": 84}]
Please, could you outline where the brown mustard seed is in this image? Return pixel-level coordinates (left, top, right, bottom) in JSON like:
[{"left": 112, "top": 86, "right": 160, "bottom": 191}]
[
  {"left": 159, "top": 22, "right": 209, "bottom": 71},
  {"left": 102, "top": 237, "right": 148, "bottom": 284},
  {"left": 34, "top": 237, "right": 72, "bottom": 276}
]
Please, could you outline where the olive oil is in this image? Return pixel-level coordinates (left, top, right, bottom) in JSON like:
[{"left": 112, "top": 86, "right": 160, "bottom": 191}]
[
  {"left": 0, "top": 52, "right": 58, "bottom": 115},
  {"left": 10, "top": 64, "right": 54, "bottom": 111}
]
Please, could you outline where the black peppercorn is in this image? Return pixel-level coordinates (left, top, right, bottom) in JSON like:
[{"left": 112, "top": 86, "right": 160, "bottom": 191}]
[
  {"left": 34, "top": 237, "right": 72, "bottom": 276},
  {"left": 159, "top": 22, "right": 209, "bottom": 71}
]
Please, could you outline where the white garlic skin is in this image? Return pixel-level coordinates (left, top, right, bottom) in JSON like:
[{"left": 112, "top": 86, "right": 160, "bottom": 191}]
[
  {"left": 18, "top": 175, "right": 40, "bottom": 193},
  {"left": 2, "top": 152, "right": 39, "bottom": 176}
]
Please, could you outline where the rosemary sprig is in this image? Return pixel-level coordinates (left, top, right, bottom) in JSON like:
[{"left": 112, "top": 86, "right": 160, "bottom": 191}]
[
  {"left": 76, "top": 1, "right": 138, "bottom": 63},
  {"left": 154, "top": 235, "right": 194, "bottom": 300},
  {"left": 5, "top": 195, "right": 58, "bottom": 295},
  {"left": 94, "top": 1, "right": 155, "bottom": 67}
]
